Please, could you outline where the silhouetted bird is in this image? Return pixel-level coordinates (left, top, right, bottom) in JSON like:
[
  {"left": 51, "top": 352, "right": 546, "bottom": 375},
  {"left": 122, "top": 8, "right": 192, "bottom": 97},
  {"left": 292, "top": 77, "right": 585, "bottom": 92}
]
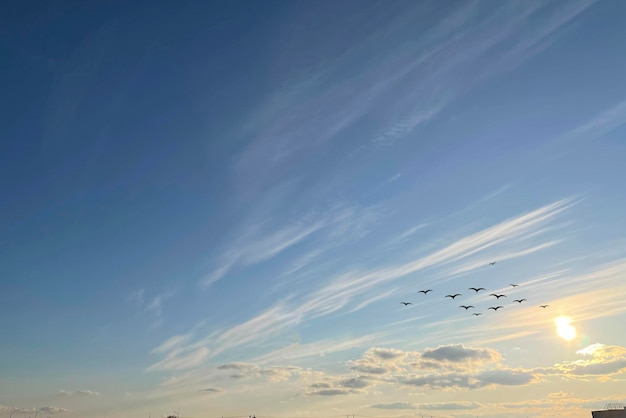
[
  {"left": 513, "top": 299, "right": 527, "bottom": 303},
  {"left": 469, "top": 287, "right": 486, "bottom": 292},
  {"left": 490, "top": 293, "right": 507, "bottom": 299},
  {"left": 489, "top": 262, "right": 497, "bottom": 266},
  {"left": 459, "top": 305, "right": 474, "bottom": 310},
  {"left": 445, "top": 294, "right": 462, "bottom": 299},
  {"left": 401, "top": 302, "right": 412, "bottom": 306},
  {"left": 473, "top": 313, "right": 482, "bottom": 316},
  {"left": 418, "top": 289, "right": 433, "bottom": 294},
  {"left": 510, "top": 283, "right": 519, "bottom": 287},
  {"left": 488, "top": 306, "right": 504, "bottom": 311},
  {"left": 539, "top": 305, "right": 549, "bottom": 308}
]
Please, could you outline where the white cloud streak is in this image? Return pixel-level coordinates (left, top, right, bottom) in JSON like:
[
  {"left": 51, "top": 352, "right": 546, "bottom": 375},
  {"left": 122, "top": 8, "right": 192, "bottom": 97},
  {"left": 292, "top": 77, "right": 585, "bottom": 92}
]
[{"left": 153, "top": 199, "right": 572, "bottom": 369}]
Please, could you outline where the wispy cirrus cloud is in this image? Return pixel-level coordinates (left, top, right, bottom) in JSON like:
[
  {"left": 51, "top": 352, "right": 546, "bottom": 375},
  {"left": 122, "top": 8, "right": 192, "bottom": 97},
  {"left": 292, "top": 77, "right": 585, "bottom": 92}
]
[
  {"left": 232, "top": 1, "right": 596, "bottom": 199},
  {"left": 147, "top": 347, "right": 210, "bottom": 372},
  {"left": 152, "top": 334, "right": 193, "bottom": 354},
  {"left": 200, "top": 202, "right": 378, "bottom": 287},
  {"left": 252, "top": 334, "right": 384, "bottom": 366},
  {"left": 203, "top": 1, "right": 596, "bottom": 297},
  {"left": 128, "top": 289, "right": 175, "bottom": 328},
  {"left": 560, "top": 99, "right": 626, "bottom": 143},
  {"left": 153, "top": 199, "right": 572, "bottom": 369}
]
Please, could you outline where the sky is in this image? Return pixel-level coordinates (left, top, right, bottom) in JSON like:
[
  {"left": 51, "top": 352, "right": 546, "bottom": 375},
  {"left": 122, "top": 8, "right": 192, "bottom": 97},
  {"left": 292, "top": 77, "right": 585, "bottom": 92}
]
[{"left": 1, "top": 0, "right": 626, "bottom": 417}]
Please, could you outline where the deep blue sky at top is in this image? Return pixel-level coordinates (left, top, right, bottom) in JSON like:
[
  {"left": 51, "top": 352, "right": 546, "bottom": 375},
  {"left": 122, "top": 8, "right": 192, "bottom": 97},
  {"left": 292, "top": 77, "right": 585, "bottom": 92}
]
[{"left": 1, "top": 0, "right": 626, "bottom": 385}]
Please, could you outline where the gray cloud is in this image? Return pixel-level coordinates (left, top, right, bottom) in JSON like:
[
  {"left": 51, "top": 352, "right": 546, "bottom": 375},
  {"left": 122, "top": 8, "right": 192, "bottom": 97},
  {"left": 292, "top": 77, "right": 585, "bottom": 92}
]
[
  {"left": 39, "top": 407, "right": 68, "bottom": 415},
  {"left": 419, "top": 402, "right": 482, "bottom": 410},
  {"left": 421, "top": 344, "right": 500, "bottom": 363},
  {"left": 217, "top": 362, "right": 257, "bottom": 371},
  {"left": 399, "top": 373, "right": 480, "bottom": 390},
  {"left": 502, "top": 401, "right": 553, "bottom": 409},
  {"left": 350, "top": 363, "right": 388, "bottom": 374},
  {"left": 198, "top": 388, "right": 222, "bottom": 393},
  {"left": 568, "top": 359, "right": 626, "bottom": 375},
  {"left": 58, "top": 389, "right": 100, "bottom": 397},
  {"left": 476, "top": 369, "right": 536, "bottom": 386},
  {"left": 369, "top": 402, "right": 416, "bottom": 410},
  {"left": 369, "top": 348, "right": 406, "bottom": 360},
  {"left": 338, "top": 377, "right": 369, "bottom": 389},
  {"left": 307, "top": 388, "right": 358, "bottom": 396},
  {"left": 309, "top": 383, "right": 332, "bottom": 389}
]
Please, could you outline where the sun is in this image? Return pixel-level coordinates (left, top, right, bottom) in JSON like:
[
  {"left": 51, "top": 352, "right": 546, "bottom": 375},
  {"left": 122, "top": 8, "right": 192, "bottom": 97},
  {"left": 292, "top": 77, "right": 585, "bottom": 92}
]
[{"left": 555, "top": 316, "right": 577, "bottom": 341}]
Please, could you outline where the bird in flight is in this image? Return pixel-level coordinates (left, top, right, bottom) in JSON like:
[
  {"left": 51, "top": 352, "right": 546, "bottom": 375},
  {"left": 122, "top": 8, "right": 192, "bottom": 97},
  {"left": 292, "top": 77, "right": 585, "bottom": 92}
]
[
  {"left": 510, "top": 283, "right": 519, "bottom": 287},
  {"left": 490, "top": 293, "right": 507, "bottom": 299},
  {"left": 459, "top": 305, "right": 474, "bottom": 310},
  {"left": 469, "top": 287, "right": 486, "bottom": 292},
  {"left": 418, "top": 289, "right": 433, "bottom": 294},
  {"left": 445, "top": 294, "right": 462, "bottom": 299},
  {"left": 488, "top": 306, "right": 504, "bottom": 311},
  {"left": 513, "top": 299, "right": 527, "bottom": 303},
  {"left": 539, "top": 304, "right": 549, "bottom": 308},
  {"left": 489, "top": 262, "right": 497, "bottom": 266},
  {"left": 400, "top": 302, "right": 412, "bottom": 306},
  {"left": 473, "top": 313, "right": 482, "bottom": 316}
]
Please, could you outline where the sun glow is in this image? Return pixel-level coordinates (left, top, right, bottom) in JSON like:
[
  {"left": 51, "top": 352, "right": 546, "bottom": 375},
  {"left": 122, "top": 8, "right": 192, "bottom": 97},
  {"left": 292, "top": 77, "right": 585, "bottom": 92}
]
[{"left": 555, "top": 316, "right": 577, "bottom": 341}]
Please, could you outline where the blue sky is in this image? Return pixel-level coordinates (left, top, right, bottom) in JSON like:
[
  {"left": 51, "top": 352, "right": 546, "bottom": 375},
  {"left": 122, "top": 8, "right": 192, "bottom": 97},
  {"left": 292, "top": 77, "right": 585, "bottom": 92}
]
[{"left": 2, "top": 1, "right": 626, "bottom": 417}]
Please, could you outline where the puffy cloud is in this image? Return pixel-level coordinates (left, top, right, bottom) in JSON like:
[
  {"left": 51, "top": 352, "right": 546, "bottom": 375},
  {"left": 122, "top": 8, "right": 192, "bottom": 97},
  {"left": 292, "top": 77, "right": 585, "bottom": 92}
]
[
  {"left": 349, "top": 347, "right": 413, "bottom": 375},
  {"left": 216, "top": 362, "right": 302, "bottom": 382},
  {"left": 58, "top": 389, "right": 100, "bottom": 397},
  {"left": 567, "top": 360, "right": 626, "bottom": 375},
  {"left": 551, "top": 344, "right": 626, "bottom": 377},
  {"left": 338, "top": 377, "right": 369, "bottom": 389},
  {"left": 369, "top": 402, "right": 416, "bottom": 410},
  {"left": 368, "top": 348, "right": 407, "bottom": 360},
  {"left": 350, "top": 363, "right": 388, "bottom": 374},
  {"left": 577, "top": 344, "right": 626, "bottom": 359},
  {"left": 419, "top": 402, "right": 482, "bottom": 410},
  {"left": 421, "top": 344, "right": 500, "bottom": 363}
]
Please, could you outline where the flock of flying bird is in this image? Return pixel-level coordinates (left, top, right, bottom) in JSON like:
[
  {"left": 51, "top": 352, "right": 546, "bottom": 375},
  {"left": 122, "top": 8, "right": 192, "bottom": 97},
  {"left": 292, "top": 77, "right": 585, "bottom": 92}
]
[{"left": 400, "top": 262, "right": 550, "bottom": 316}]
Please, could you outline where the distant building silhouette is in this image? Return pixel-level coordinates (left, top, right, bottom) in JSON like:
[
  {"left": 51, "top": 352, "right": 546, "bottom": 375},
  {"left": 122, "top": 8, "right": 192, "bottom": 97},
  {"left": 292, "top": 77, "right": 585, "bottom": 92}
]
[{"left": 592, "top": 406, "right": 626, "bottom": 418}]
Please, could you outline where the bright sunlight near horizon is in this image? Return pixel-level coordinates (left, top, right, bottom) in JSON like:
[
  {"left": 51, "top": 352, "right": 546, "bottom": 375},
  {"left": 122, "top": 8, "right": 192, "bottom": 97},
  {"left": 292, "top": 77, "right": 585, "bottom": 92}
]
[
  {"left": 556, "top": 317, "right": 578, "bottom": 342},
  {"left": 2, "top": 1, "right": 626, "bottom": 418}
]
